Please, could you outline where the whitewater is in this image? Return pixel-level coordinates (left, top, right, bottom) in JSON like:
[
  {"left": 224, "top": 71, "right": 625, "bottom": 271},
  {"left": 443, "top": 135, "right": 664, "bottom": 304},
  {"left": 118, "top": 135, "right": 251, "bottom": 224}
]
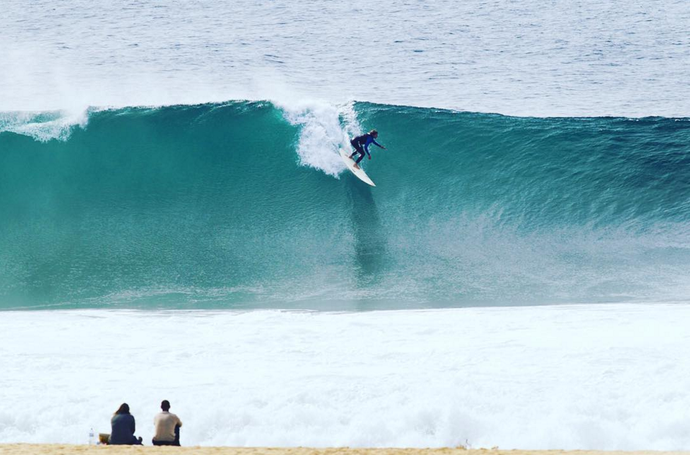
[
  {"left": 2, "top": 305, "right": 690, "bottom": 449},
  {"left": 2, "top": 0, "right": 690, "bottom": 450}
]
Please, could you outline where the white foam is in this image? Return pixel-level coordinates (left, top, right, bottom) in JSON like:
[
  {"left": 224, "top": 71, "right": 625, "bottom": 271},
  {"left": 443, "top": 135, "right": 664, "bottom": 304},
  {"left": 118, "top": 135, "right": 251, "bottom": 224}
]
[
  {"left": 276, "top": 100, "right": 361, "bottom": 177},
  {"left": 0, "top": 109, "right": 89, "bottom": 142},
  {"left": 1, "top": 304, "right": 690, "bottom": 449}
]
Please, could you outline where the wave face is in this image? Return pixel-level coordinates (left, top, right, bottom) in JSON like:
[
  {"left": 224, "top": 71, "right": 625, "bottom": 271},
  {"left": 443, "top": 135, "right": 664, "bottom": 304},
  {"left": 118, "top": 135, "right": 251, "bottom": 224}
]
[{"left": 1, "top": 102, "right": 690, "bottom": 309}]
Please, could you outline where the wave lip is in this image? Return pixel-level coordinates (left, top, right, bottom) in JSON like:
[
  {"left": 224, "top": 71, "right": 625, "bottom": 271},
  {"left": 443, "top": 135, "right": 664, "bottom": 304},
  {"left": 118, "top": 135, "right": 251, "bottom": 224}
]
[{"left": 0, "top": 109, "right": 89, "bottom": 141}]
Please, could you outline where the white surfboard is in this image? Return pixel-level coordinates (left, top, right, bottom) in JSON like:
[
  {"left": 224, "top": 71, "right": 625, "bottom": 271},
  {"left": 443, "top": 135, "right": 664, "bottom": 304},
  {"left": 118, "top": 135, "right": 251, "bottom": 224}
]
[{"left": 339, "top": 148, "right": 376, "bottom": 187}]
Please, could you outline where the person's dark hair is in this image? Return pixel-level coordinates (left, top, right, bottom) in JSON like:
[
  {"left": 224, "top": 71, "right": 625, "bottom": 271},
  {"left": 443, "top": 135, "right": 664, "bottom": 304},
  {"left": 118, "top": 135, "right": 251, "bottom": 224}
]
[
  {"left": 369, "top": 129, "right": 378, "bottom": 135},
  {"left": 114, "top": 403, "right": 130, "bottom": 415},
  {"left": 161, "top": 400, "right": 170, "bottom": 411}
]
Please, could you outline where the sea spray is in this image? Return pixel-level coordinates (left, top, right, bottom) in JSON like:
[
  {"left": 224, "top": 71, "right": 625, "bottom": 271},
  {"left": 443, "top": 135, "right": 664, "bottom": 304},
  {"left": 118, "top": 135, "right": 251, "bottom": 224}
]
[
  {"left": 277, "top": 100, "right": 361, "bottom": 176},
  {"left": 0, "top": 109, "right": 89, "bottom": 142}
]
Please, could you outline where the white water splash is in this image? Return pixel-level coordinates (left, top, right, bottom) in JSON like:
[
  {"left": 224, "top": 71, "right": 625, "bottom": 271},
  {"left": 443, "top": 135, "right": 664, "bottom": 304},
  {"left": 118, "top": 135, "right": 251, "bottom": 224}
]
[
  {"left": 276, "top": 100, "right": 362, "bottom": 177},
  {"left": 0, "top": 109, "right": 89, "bottom": 142},
  {"left": 2, "top": 305, "right": 690, "bottom": 449}
]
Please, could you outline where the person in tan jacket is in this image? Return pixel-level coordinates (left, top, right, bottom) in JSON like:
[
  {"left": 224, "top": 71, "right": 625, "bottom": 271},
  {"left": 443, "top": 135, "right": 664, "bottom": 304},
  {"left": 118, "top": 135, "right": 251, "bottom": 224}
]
[{"left": 152, "top": 400, "right": 183, "bottom": 446}]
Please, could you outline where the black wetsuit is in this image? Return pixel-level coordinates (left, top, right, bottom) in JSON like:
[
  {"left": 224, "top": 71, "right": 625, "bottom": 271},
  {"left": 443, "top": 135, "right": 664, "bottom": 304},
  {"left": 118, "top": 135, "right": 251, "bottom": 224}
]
[{"left": 350, "top": 133, "right": 383, "bottom": 164}]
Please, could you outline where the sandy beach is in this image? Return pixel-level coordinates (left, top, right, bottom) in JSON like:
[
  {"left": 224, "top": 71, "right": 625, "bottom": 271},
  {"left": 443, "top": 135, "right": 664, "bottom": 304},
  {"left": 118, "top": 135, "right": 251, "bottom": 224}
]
[{"left": 1, "top": 447, "right": 689, "bottom": 455}]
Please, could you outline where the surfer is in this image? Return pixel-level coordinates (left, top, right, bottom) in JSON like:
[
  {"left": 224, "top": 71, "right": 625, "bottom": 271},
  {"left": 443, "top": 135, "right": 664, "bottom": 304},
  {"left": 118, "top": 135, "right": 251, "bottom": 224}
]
[{"left": 349, "top": 130, "right": 386, "bottom": 169}]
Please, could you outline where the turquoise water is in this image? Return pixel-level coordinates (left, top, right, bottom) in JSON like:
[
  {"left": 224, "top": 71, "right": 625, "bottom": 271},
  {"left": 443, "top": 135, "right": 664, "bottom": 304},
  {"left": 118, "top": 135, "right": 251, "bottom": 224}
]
[{"left": 1, "top": 102, "right": 690, "bottom": 309}]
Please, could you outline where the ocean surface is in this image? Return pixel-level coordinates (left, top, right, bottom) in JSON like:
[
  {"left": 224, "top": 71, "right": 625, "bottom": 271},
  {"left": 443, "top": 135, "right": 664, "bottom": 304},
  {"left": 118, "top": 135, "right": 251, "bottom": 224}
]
[
  {"left": 2, "top": 0, "right": 690, "bottom": 450},
  {"left": 2, "top": 0, "right": 689, "bottom": 116}
]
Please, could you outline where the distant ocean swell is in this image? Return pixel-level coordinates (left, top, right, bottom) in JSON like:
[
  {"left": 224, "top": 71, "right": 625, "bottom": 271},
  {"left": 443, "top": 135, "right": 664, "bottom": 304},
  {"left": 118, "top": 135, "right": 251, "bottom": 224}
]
[{"left": 1, "top": 101, "right": 689, "bottom": 309}]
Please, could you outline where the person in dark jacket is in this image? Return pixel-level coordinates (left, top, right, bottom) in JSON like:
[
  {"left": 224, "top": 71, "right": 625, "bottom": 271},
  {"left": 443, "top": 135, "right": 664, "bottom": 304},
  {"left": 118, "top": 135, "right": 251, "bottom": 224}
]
[
  {"left": 349, "top": 129, "right": 386, "bottom": 169},
  {"left": 109, "top": 403, "right": 143, "bottom": 445}
]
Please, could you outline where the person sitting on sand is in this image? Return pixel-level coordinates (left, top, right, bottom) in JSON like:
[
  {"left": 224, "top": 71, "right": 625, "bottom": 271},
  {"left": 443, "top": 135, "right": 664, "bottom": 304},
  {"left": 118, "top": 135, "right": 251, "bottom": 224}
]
[
  {"left": 152, "top": 399, "right": 183, "bottom": 446},
  {"left": 109, "top": 403, "right": 143, "bottom": 445}
]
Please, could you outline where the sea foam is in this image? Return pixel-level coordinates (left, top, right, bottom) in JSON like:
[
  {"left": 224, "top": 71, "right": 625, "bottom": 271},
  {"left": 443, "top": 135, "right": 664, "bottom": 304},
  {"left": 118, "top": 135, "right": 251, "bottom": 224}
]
[
  {"left": 1, "top": 305, "right": 689, "bottom": 449},
  {"left": 277, "top": 99, "right": 360, "bottom": 177},
  {"left": 0, "top": 109, "right": 88, "bottom": 142}
]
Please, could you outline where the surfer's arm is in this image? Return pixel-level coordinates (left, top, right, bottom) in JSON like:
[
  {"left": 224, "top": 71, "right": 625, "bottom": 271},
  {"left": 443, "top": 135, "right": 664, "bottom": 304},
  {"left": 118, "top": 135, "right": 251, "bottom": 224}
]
[{"left": 372, "top": 139, "right": 386, "bottom": 149}]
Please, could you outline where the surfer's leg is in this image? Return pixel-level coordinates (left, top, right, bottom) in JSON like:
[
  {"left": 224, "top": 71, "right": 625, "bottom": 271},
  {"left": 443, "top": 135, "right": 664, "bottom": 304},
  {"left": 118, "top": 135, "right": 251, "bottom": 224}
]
[
  {"left": 354, "top": 151, "right": 365, "bottom": 164},
  {"left": 350, "top": 143, "right": 364, "bottom": 160}
]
